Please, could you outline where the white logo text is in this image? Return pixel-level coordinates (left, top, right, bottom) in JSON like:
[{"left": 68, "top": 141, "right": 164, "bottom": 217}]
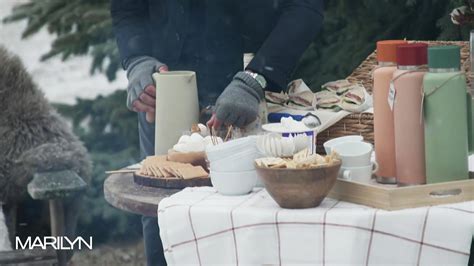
[{"left": 15, "top": 236, "right": 93, "bottom": 250}]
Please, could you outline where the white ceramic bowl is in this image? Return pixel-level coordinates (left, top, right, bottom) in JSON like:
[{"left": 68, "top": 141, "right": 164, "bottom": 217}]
[
  {"left": 255, "top": 175, "right": 265, "bottom": 187},
  {"left": 209, "top": 151, "right": 260, "bottom": 172},
  {"left": 210, "top": 170, "right": 257, "bottom": 196},
  {"left": 323, "top": 135, "right": 364, "bottom": 154},
  {"left": 206, "top": 136, "right": 261, "bottom": 172},
  {"left": 206, "top": 136, "right": 257, "bottom": 162}
]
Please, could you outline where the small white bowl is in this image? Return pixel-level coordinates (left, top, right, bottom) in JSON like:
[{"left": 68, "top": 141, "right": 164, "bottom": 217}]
[
  {"left": 255, "top": 175, "right": 265, "bottom": 187},
  {"left": 209, "top": 154, "right": 259, "bottom": 172},
  {"left": 206, "top": 136, "right": 257, "bottom": 155},
  {"left": 206, "top": 141, "right": 257, "bottom": 162},
  {"left": 210, "top": 170, "right": 257, "bottom": 196},
  {"left": 323, "top": 135, "right": 364, "bottom": 154},
  {"left": 208, "top": 146, "right": 261, "bottom": 171},
  {"left": 206, "top": 136, "right": 260, "bottom": 172}
]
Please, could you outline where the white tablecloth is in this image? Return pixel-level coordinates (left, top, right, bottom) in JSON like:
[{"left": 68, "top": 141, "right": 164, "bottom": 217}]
[{"left": 158, "top": 187, "right": 473, "bottom": 265}]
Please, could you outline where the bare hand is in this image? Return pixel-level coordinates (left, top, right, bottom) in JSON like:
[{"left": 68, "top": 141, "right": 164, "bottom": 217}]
[
  {"left": 131, "top": 66, "right": 168, "bottom": 122},
  {"left": 206, "top": 113, "right": 223, "bottom": 129},
  {"left": 132, "top": 85, "right": 156, "bottom": 113}
]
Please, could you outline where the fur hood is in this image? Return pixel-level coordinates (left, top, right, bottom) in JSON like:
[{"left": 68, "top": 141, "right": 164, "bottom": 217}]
[{"left": 0, "top": 46, "right": 91, "bottom": 203}]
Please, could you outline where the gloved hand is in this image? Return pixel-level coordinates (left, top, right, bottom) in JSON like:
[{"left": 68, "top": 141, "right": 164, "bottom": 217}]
[
  {"left": 212, "top": 71, "right": 264, "bottom": 128},
  {"left": 125, "top": 56, "right": 167, "bottom": 121}
]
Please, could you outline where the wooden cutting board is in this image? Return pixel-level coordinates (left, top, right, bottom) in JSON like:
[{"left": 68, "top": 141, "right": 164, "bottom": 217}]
[{"left": 133, "top": 171, "right": 212, "bottom": 189}]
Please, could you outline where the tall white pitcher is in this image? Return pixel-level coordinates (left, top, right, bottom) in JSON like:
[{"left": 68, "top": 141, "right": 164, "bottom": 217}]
[{"left": 153, "top": 71, "right": 199, "bottom": 155}]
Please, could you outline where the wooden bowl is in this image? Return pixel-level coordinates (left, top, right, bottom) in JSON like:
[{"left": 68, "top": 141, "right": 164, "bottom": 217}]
[{"left": 255, "top": 161, "right": 341, "bottom": 209}]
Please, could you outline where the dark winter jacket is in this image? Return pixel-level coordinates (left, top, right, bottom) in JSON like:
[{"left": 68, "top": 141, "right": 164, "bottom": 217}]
[{"left": 111, "top": 0, "right": 324, "bottom": 106}]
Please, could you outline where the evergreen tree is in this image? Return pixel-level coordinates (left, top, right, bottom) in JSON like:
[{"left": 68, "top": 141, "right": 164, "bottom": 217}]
[
  {"left": 4, "top": 0, "right": 119, "bottom": 80},
  {"left": 4, "top": 0, "right": 471, "bottom": 88},
  {"left": 294, "top": 0, "right": 469, "bottom": 89}
]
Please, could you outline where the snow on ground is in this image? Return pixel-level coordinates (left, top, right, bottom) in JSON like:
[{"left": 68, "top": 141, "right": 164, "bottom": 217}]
[{"left": 0, "top": 0, "right": 127, "bottom": 104}]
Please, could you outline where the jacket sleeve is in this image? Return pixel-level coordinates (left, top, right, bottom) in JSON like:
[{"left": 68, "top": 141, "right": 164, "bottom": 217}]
[
  {"left": 246, "top": 0, "right": 324, "bottom": 92},
  {"left": 111, "top": 0, "right": 153, "bottom": 69}
]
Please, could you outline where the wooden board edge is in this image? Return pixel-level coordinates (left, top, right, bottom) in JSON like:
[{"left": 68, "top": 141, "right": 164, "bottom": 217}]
[
  {"left": 328, "top": 178, "right": 474, "bottom": 211},
  {"left": 389, "top": 179, "right": 474, "bottom": 210},
  {"left": 328, "top": 179, "right": 392, "bottom": 210},
  {"left": 133, "top": 172, "right": 211, "bottom": 189}
]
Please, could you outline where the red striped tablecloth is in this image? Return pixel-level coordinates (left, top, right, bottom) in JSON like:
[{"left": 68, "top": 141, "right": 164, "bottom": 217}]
[{"left": 158, "top": 187, "right": 473, "bottom": 265}]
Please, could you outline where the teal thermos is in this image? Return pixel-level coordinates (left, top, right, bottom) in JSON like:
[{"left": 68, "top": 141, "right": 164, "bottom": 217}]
[{"left": 423, "top": 46, "right": 470, "bottom": 183}]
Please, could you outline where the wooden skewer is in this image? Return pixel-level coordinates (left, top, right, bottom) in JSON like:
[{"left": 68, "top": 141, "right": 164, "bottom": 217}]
[
  {"left": 224, "top": 125, "right": 233, "bottom": 142},
  {"left": 214, "top": 127, "right": 218, "bottom": 145},
  {"left": 210, "top": 127, "right": 214, "bottom": 145},
  {"left": 210, "top": 127, "right": 216, "bottom": 145},
  {"left": 105, "top": 169, "right": 138, "bottom": 174}
]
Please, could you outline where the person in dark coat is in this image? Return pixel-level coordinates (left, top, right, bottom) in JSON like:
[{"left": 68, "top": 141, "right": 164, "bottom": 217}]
[{"left": 111, "top": 0, "right": 323, "bottom": 264}]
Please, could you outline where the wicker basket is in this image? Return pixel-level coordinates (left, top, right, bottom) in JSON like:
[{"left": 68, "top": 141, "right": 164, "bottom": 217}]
[{"left": 317, "top": 41, "right": 471, "bottom": 153}]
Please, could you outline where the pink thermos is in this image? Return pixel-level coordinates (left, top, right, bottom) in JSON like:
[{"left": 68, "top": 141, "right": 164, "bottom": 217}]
[
  {"left": 373, "top": 40, "right": 407, "bottom": 184},
  {"left": 393, "top": 43, "right": 428, "bottom": 186}
]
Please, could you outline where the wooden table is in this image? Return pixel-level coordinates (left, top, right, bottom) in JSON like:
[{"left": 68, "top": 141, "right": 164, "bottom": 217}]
[{"left": 104, "top": 173, "right": 180, "bottom": 217}]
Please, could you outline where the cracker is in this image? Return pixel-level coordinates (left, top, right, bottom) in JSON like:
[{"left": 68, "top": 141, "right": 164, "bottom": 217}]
[
  {"left": 285, "top": 160, "right": 298, "bottom": 169},
  {"left": 256, "top": 157, "right": 286, "bottom": 168},
  {"left": 255, "top": 150, "right": 340, "bottom": 170},
  {"left": 139, "top": 154, "right": 209, "bottom": 179},
  {"left": 159, "top": 166, "right": 174, "bottom": 178},
  {"left": 151, "top": 166, "right": 163, "bottom": 177},
  {"left": 177, "top": 166, "right": 208, "bottom": 179},
  {"left": 270, "top": 161, "right": 288, "bottom": 168},
  {"left": 293, "top": 148, "right": 310, "bottom": 161},
  {"left": 165, "top": 166, "right": 181, "bottom": 178},
  {"left": 143, "top": 165, "right": 152, "bottom": 176}
]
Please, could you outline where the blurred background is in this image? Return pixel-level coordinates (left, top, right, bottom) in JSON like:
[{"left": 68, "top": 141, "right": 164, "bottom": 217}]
[{"left": 1, "top": 0, "right": 472, "bottom": 264}]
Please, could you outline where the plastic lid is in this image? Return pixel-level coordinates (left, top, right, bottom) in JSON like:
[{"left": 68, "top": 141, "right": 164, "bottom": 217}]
[
  {"left": 396, "top": 43, "right": 428, "bottom": 66},
  {"left": 376, "top": 40, "right": 408, "bottom": 63},
  {"left": 428, "top": 45, "right": 460, "bottom": 69}
]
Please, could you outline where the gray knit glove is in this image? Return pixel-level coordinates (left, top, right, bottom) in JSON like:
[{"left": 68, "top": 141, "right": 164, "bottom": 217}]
[
  {"left": 215, "top": 71, "right": 265, "bottom": 127},
  {"left": 125, "top": 56, "right": 166, "bottom": 110}
]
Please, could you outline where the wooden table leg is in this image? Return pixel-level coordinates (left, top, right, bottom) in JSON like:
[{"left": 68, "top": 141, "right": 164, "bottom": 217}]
[{"left": 49, "top": 199, "right": 67, "bottom": 266}]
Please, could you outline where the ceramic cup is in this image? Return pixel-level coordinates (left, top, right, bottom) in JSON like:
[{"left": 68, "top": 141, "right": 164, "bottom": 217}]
[
  {"left": 339, "top": 162, "right": 378, "bottom": 183},
  {"left": 323, "top": 135, "right": 364, "bottom": 154},
  {"left": 332, "top": 141, "right": 373, "bottom": 167}
]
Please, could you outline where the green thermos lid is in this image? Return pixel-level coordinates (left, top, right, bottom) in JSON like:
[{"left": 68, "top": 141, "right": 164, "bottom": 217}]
[{"left": 428, "top": 45, "right": 461, "bottom": 69}]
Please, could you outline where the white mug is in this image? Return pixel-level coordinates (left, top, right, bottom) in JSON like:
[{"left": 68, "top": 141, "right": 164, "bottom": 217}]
[
  {"left": 332, "top": 141, "right": 373, "bottom": 167},
  {"left": 340, "top": 162, "right": 379, "bottom": 183},
  {"left": 323, "top": 135, "right": 364, "bottom": 154}
]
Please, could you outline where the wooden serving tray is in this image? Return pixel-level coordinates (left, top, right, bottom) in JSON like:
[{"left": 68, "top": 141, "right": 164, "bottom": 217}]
[
  {"left": 133, "top": 172, "right": 212, "bottom": 189},
  {"left": 328, "top": 177, "right": 474, "bottom": 211}
]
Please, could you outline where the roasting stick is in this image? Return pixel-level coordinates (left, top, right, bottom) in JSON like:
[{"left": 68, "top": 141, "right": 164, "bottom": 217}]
[
  {"left": 105, "top": 169, "right": 138, "bottom": 174},
  {"left": 213, "top": 127, "right": 218, "bottom": 145},
  {"left": 224, "top": 125, "right": 233, "bottom": 142},
  {"left": 210, "top": 127, "right": 214, "bottom": 145},
  {"left": 214, "top": 127, "right": 218, "bottom": 145},
  {"left": 210, "top": 127, "right": 216, "bottom": 145}
]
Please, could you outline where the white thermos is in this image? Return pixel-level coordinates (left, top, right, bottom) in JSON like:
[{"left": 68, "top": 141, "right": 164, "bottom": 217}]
[{"left": 153, "top": 71, "right": 199, "bottom": 155}]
